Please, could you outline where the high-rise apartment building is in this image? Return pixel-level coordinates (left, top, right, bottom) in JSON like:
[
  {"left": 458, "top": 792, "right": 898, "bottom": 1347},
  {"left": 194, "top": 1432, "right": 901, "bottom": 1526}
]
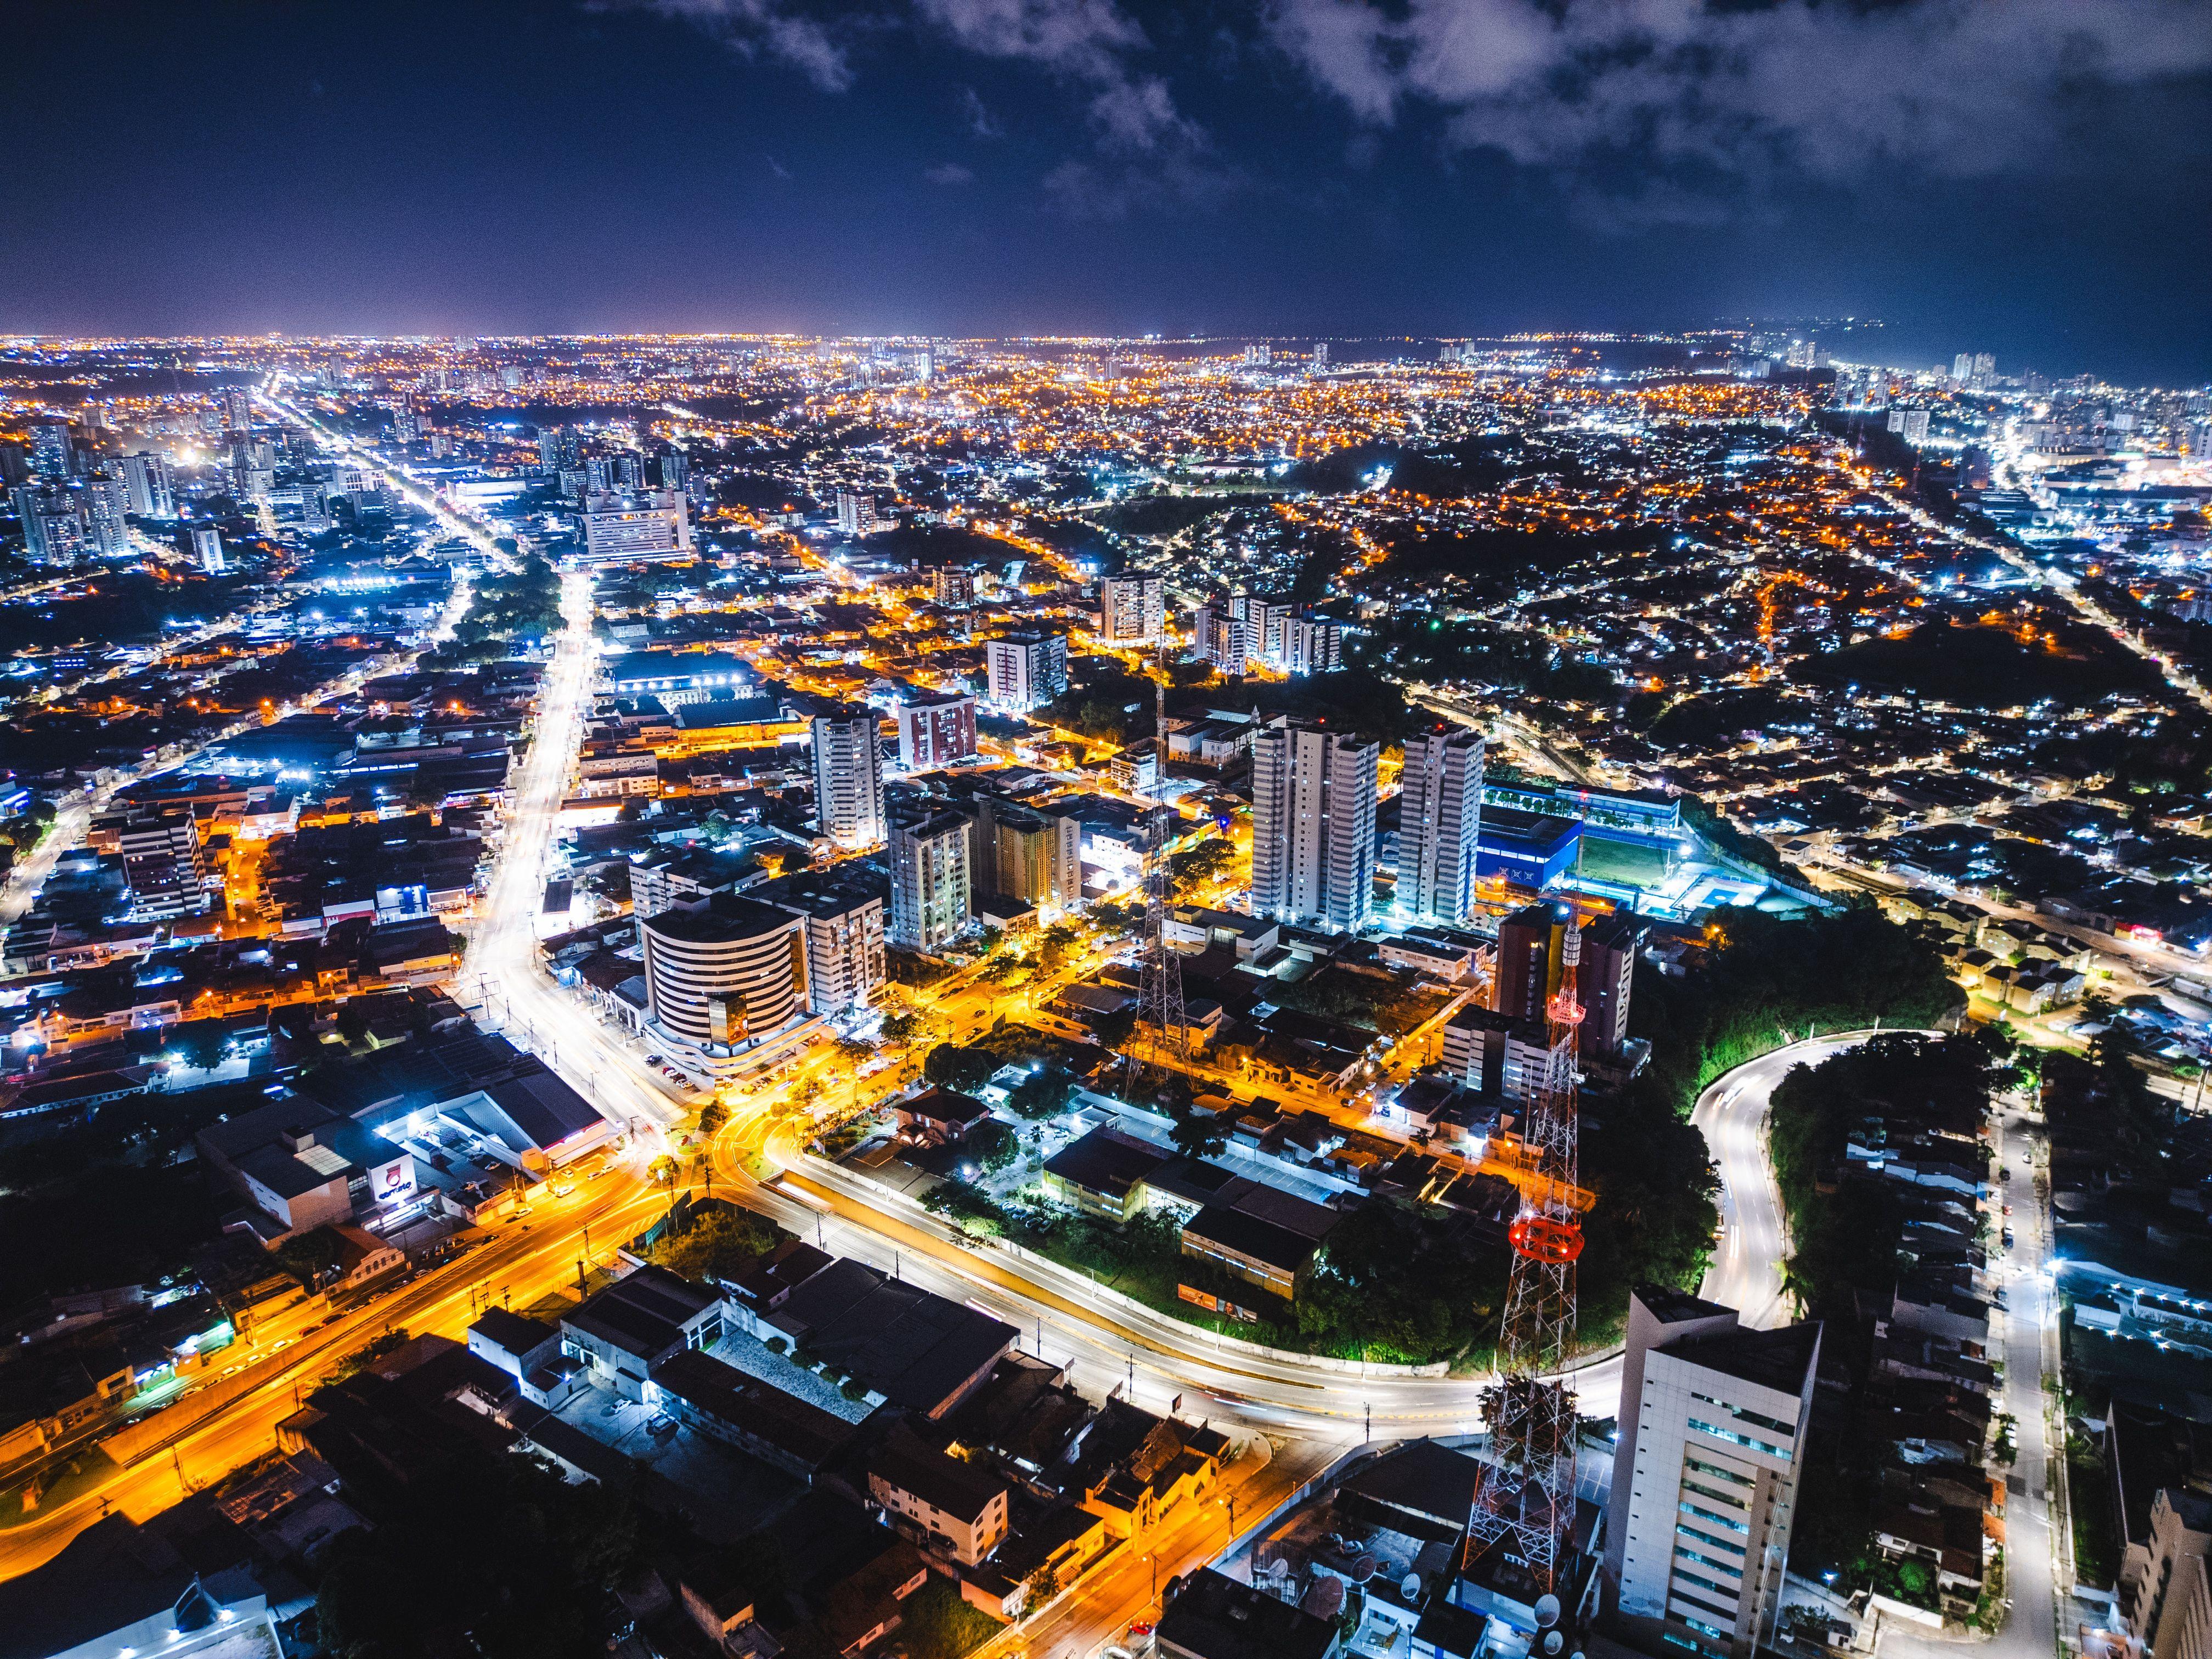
[
  {"left": 1606, "top": 1287, "right": 1821, "bottom": 1659},
  {"left": 640, "top": 894, "right": 813, "bottom": 1065},
  {"left": 122, "top": 452, "right": 174, "bottom": 517},
  {"left": 810, "top": 707, "right": 887, "bottom": 850},
  {"left": 1250, "top": 718, "right": 1378, "bottom": 933},
  {"left": 1493, "top": 901, "right": 1567, "bottom": 1024},
  {"left": 1278, "top": 613, "right": 1344, "bottom": 676},
  {"left": 985, "top": 631, "right": 1068, "bottom": 712},
  {"left": 763, "top": 872, "right": 887, "bottom": 1017},
  {"left": 888, "top": 811, "right": 972, "bottom": 953},
  {"left": 836, "top": 489, "right": 882, "bottom": 536},
  {"left": 82, "top": 473, "right": 131, "bottom": 556},
  {"left": 896, "top": 692, "right": 978, "bottom": 771},
  {"left": 119, "top": 810, "right": 208, "bottom": 919},
  {"left": 1398, "top": 725, "right": 1485, "bottom": 926},
  {"left": 932, "top": 566, "right": 975, "bottom": 608},
  {"left": 956, "top": 793, "right": 1083, "bottom": 913},
  {"left": 1193, "top": 601, "right": 1251, "bottom": 676},
  {"left": 1098, "top": 574, "right": 1165, "bottom": 644},
  {"left": 193, "top": 526, "right": 226, "bottom": 574},
  {"left": 1579, "top": 911, "right": 1646, "bottom": 1061},
  {"left": 222, "top": 386, "right": 253, "bottom": 432},
  {"left": 580, "top": 489, "right": 692, "bottom": 563},
  {"left": 1232, "top": 592, "right": 1297, "bottom": 664},
  {"left": 29, "top": 419, "right": 71, "bottom": 479}
]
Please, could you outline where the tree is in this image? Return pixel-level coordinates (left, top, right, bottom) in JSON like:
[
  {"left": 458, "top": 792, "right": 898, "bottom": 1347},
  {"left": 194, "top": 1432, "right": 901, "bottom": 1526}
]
[
  {"left": 163, "top": 1021, "right": 233, "bottom": 1073},
  {"left": 880, "top": 1009, "right": 925, "bottom": 1044},
  {"left": 697, "top": 1099, "right": 728, "bottom": 1136},
  {"left": 1038, "top": 921, "right": 1082, "bottom": 973},
  {"left": 1006, "top": 1065, "right": 1077, "bottom": 1120},
  {"left": 1023, "top": 1562, "right": 1062, "bottom": 1611},
  {"left": 925, "top": 1043, "right": 999, "bottom": 1094},
  {"left": 967, "top": 1118, "right": 1018, "bottom": 1173},
  {"left": 647, "top": 1154, "right": 678, "bottom": 1187},
  {"left": 334, "top": 999, "right": 373, "bottom": 1046},
  {"left": 1168, "top": 1108, "right": 1229, "bottom": 1161}
]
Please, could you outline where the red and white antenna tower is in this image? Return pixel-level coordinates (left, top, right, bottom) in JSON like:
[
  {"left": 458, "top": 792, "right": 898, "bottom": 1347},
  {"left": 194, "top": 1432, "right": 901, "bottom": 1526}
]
[{"left": 1470, "top": 904, "right": 1586, "bottom": 1588}]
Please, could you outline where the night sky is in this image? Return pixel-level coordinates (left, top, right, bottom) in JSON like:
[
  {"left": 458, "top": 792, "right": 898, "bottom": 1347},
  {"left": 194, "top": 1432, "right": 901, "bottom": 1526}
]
[{"left": 6, "top": 0, "right": 2209, "bottom": 382}]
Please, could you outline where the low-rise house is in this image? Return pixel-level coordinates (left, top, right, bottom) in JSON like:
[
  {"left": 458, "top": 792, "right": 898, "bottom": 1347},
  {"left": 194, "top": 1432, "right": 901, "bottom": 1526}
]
[
  {"left": 894, "top": 1087, "right": 994, "bottom": 1148},
  {"left": 866, "top": 1420, "right": 1012, "bottom": 1566},
  {"left": 1042, "top": 1124, "right": 1167, "bottom": 1221},
  {"left": 560, "top": 1265, "right": 726, "bottom": 1401},
  {"left": 1180, "top": 1204, "right": 1325, "bottom": 1302},
  {"left": 325, "top": 1222, "right": 407, "bottom": 1294},
  {"left": 1066, "top": 1398, "right": 1229, "bottom": 1539},
  {"left": 679, "top": 1491, "right": 933, "bottom": 1659}
]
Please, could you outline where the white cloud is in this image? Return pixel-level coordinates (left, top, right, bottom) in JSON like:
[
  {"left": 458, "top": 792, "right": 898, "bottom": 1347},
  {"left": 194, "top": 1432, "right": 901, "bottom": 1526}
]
[
  {"left": 597, "top": 0, "right": 855, "bottom": 92},
  {"left": 917, "top": 0, "right": 1204, "bottom": 153},
  {"left": 925, "top": 161, "right": 978, "bottom": 184},
  {"left": 1266, "top": 0, "right": 2212, "bottom": 199}
]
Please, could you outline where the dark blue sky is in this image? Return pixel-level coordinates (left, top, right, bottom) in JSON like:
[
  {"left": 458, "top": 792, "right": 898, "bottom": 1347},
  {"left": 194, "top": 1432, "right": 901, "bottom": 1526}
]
[{"left": 5, "top": 0, "right": 2208, "bottom": 383}]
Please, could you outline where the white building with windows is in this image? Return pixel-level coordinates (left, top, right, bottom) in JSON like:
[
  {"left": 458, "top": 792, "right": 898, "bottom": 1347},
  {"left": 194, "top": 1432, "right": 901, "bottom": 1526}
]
[
  {"left": 639, "top": 894, "right": 820, "bottom": 1074},
  {"left": 580, "top": 488, "right": 691, "bottom": 563},
  {"left": 1398, "top": 725, "right": 1485, "bottom": 926},
  {"left": 985, "top": 631, "right": 1068, "bottom": 713},
  {"left": 888, "top": 811, "right": 972, "bottom": 953},
  {"left": 1250, "top": 717, "right": 1377, "bottom": 933},
  {"left": 1098, "top": 573, "right": 1165, "bottom": 644},
  {"left": 810, "top": 706, "right": 887, "bottom": 849},
  {"left": 1606, "top": 1287, "right": 1822, "bottom": 1659}
]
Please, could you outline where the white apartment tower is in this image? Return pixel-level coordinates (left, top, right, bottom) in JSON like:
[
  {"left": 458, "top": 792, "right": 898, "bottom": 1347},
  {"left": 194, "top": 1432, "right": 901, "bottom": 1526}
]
[
  {"left": 1098, "top": 574, "right": 1165, "bottom": 644},
  {"left": 1250, "top": 718, "right": 1378, "bottom": 933},
  {"left": 985, "top": 631, "right": 1068, "bottom": 713},
  {"left": 888, "top": 811, "right": 972, "bottom": 953},
  {"left": 1399, "top": 725, "right": 1485, "bottom": 926},
  {"left": 1606, "top": 1287, "right": 1822, "bottom": 1659},
  {"left": 122, "top": 452, "right": 174, "bottom": 517},
  {"left": 810, "top": 707, "right": 887, "bottom": 850}
]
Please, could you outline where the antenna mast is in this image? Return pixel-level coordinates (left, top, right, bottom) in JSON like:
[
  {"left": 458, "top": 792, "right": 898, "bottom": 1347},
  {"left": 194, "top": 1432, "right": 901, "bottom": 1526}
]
[{"left": 1470, "top": 906, "right": 1585, "bottom": 1587}]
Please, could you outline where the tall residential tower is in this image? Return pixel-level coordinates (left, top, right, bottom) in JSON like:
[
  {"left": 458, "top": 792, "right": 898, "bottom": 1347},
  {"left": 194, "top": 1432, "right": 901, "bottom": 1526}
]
[{"left": 1250, "top": 718, "right": 1378, "bottom": 934}]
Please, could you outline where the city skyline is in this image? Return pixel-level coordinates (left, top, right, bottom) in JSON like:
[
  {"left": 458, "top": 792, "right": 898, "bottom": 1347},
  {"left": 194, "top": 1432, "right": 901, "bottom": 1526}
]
[{"left": 3, "top": 0, "right": 2209, "bottom": 382}]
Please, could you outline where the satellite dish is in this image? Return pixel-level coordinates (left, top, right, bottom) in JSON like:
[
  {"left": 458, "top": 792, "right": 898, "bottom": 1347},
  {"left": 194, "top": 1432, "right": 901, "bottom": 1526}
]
[
  {"left": 1536, "top": 1594, "right": 1562, "bottom": 1629},
  {"left": 1401, "top": 1572, "right": 1422, "bottom": 1600},
  {"left": 1543, "top": 1632, "right": 1564, "bottom": 1655}
]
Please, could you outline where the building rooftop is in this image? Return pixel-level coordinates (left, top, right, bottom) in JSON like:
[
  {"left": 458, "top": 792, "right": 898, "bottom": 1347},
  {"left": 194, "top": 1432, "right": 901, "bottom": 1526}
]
[
  {"left": 1156, "top": 1567, "right": 1340, "bottom": 1659},
  {"left": 1666, "top": 1319, "right": 1822, "bottom": 1398},
  {"left": 640, "top": 891, "right": 804, "bottom": 945}
]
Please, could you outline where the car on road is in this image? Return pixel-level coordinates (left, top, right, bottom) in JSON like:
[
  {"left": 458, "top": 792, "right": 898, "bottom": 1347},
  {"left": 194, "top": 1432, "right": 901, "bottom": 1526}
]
[{"left": 2001, "top": 1227, "right": 2015, "bottom": 1249}]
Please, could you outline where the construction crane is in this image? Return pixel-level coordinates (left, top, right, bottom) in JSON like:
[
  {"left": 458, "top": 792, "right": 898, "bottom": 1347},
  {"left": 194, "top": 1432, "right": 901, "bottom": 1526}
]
[{"left": 1468, "top": 906, "right": 1586, "bottom": 1589}]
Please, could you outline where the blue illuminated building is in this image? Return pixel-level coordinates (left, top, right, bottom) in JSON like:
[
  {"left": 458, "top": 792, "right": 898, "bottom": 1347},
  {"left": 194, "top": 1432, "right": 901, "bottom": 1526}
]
[{"left": 1475, "top": 808, "right": 1581, "bottom": 890}]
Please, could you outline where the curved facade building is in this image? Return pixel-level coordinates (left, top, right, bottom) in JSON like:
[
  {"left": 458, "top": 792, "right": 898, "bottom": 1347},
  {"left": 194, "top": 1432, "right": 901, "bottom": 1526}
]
[{"left": 640, "top": 894, "right": 813, "bottom": 1069}]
